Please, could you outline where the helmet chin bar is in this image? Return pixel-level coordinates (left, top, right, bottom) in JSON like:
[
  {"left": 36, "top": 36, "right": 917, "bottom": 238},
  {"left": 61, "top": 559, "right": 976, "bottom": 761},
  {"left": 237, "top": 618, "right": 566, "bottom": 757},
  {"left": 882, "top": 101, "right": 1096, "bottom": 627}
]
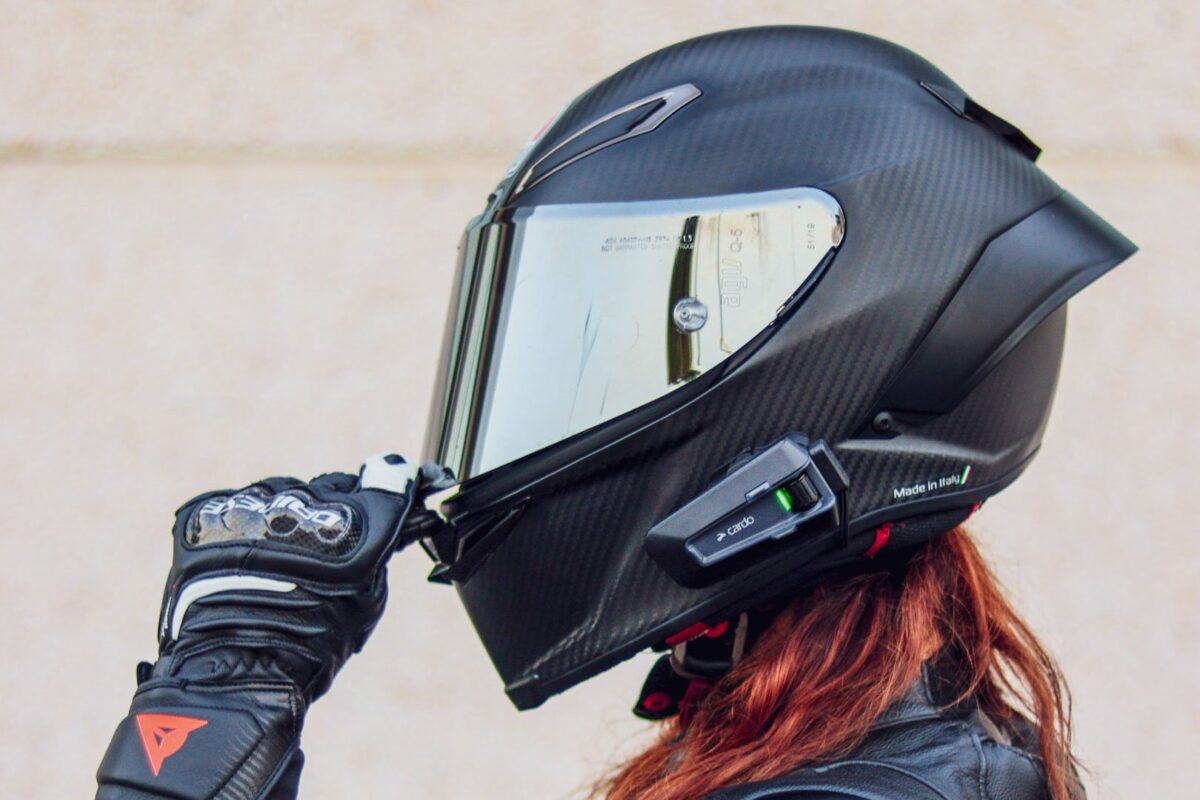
[{"left": 645, "top": 434, "right": 850, "bottom": 587}]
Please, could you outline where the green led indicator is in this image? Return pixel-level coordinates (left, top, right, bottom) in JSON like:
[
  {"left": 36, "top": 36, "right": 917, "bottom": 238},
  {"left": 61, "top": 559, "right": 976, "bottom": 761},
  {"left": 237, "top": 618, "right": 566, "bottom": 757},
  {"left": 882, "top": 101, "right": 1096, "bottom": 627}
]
[{"left": 774, "top": 487, "right": 794, "bottom": 512}]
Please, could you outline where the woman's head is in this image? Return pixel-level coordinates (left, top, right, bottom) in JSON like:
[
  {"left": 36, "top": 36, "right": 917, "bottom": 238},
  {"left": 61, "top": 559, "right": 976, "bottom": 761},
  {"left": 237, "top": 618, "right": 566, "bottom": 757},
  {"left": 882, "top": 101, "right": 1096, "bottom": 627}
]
[{"left": 602, "top": 528, "right": 1075, "bottom": 800}]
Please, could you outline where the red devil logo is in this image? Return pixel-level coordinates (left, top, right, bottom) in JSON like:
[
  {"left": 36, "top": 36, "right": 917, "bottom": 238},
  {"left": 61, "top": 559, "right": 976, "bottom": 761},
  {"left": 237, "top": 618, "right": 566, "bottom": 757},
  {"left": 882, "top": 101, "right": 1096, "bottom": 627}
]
[{"left": 134, "top": 713, "right": 208, "bottom": 776}]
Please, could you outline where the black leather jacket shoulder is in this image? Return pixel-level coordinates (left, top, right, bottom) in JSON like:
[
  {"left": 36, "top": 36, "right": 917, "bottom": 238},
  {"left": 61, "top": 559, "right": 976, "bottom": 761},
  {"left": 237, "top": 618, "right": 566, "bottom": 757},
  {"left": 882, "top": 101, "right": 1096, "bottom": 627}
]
[{"left": 707, "top": 667, "right": 1055, "bottom": 800}]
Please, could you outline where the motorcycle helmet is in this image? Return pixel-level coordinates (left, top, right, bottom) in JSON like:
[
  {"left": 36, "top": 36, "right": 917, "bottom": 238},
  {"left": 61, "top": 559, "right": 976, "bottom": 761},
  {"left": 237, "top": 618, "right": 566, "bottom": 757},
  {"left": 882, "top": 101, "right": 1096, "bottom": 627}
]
[{"left": 416, "top": 26, "right": 1136, "bottom": 710}]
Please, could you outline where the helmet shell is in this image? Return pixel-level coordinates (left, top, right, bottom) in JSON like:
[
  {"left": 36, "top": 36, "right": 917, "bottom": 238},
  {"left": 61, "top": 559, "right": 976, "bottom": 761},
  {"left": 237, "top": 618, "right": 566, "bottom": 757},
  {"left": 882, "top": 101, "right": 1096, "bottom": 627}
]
[{"left": 424, "top": 27, "right": 1135, "bottom": 708}]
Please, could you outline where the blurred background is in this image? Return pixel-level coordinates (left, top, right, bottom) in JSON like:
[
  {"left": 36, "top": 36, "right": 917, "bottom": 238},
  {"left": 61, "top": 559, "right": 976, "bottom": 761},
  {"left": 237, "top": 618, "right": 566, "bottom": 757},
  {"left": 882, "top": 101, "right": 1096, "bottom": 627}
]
[{"left": 1, "top": 2, "right": 1196, "bottom": 797}]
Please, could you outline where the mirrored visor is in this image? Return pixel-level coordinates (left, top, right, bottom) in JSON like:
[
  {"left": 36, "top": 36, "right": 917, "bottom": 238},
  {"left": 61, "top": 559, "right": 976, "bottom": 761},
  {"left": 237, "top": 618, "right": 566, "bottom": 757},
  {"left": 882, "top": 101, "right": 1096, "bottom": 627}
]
[{"left": 425, "top": 187, "right": 844, "bottom": 481}]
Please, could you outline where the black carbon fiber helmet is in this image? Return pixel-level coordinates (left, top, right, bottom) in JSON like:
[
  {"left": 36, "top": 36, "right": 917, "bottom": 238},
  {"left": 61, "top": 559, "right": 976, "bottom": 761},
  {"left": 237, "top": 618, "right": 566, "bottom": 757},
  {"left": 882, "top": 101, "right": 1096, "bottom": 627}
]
[{"left": 417, "top": 26, "right": 1135, "bottom": 709}]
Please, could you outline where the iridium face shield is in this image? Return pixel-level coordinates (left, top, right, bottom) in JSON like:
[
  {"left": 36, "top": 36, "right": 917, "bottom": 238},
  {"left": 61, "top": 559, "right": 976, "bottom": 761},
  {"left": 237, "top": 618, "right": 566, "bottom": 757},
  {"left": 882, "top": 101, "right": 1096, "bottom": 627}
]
[{"left": 425, "top": 187, "right": 845, "bottom": 482}]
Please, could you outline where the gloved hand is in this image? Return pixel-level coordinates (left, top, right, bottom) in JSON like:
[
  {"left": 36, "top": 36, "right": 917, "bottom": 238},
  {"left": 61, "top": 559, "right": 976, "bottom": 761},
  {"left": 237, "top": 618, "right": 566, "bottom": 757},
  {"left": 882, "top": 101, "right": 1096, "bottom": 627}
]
[{"left": 96, "top": 454, "right": 424, "bottom": 800}]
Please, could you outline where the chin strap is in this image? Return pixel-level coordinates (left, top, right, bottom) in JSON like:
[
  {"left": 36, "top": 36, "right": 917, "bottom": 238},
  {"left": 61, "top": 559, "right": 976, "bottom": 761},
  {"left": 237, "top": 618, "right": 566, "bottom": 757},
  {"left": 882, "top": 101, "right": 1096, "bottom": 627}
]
[{"left": 634, "top": 612, "right": 766, "bottom": 722}]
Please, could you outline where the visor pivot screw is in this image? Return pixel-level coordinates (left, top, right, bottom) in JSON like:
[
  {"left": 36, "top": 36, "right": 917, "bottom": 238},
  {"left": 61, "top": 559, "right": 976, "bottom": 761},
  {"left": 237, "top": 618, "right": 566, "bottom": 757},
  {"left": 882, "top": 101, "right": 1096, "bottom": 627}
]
[
  {"left": 872, "top": 411, "right": 896, "bottom": 434},
  {"left": 672, "top": 297, "right": 709, "bottom": 332}
]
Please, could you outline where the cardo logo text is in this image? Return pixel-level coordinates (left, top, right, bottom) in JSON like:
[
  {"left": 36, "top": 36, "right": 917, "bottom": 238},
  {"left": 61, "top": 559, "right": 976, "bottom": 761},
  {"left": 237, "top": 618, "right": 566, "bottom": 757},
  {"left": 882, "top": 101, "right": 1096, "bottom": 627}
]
[{"left": 716, "top": 515, "right": 755, "bottom": 543}]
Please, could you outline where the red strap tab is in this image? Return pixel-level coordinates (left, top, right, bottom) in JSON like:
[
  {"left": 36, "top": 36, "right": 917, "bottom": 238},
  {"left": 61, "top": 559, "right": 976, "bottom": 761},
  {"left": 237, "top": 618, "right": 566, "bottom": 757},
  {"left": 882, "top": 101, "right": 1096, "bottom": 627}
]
[
  {"left": 863, "top": 522, "right": 892, "bottom": 559},
  {"left": 665, "top": 621, "right": 710, "bottom": 646},
  {"left": 664, "top": 619, "right": 729, "bottom": 647}
]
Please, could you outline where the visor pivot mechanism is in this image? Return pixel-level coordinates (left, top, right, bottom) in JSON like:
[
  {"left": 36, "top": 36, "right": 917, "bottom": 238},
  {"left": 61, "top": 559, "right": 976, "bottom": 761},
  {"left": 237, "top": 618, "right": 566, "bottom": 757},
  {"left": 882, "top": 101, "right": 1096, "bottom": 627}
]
[
  {"left": 644, "top": 434, "right": 849, "bottom": 587},
  {"left": 672, "top": 297, "right": 709, "bottom": 332}
]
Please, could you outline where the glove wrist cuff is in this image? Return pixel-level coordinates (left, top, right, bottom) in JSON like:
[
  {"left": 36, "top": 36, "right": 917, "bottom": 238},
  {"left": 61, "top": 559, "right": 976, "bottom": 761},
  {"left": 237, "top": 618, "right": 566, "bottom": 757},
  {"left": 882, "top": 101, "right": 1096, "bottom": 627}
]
[{"left": 96, "top": 681, "right": 303, "bottom": 800}]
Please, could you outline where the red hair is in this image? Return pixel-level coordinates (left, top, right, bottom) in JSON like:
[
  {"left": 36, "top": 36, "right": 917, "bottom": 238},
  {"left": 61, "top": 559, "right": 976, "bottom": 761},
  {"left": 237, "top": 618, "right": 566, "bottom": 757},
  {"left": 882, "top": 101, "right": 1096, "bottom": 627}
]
[{"left": 600, "top": 527, "right": 1075, "bottom": 800}]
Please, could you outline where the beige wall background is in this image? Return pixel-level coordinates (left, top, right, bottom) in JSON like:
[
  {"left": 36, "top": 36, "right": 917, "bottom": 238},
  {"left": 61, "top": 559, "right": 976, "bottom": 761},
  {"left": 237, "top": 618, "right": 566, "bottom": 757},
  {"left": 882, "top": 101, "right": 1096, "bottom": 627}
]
[{"left": 1, "top": 2, "right": 1196, "bottom": 798}]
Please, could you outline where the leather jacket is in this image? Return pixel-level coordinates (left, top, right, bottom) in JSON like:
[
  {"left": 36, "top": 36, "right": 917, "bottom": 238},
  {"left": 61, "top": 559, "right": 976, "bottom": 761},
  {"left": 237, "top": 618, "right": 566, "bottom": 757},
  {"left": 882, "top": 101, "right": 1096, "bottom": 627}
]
[{"left": 708, "top": 667, "right": 1058, "bottom": 800}]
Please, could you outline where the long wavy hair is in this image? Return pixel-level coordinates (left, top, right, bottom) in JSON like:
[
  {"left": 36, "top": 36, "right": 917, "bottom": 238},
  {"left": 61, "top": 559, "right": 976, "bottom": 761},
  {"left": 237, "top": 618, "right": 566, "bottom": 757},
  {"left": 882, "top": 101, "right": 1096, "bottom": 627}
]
[{"left": 599, "top": 527, "right": 1075, "bottom": 800}]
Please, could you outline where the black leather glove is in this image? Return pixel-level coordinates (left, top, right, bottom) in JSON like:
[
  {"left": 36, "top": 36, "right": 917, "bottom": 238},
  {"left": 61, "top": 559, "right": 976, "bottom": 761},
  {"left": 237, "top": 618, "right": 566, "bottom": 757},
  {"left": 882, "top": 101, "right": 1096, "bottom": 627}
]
[{"left": 96, "top": 454, "right": 423, "bottom": 800}]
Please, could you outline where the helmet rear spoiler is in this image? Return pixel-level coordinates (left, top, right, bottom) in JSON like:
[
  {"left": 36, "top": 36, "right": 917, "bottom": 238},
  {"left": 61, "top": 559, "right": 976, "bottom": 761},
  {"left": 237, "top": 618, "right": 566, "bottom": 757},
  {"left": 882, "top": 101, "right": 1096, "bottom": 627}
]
[{"left": 876, "top": 192, "right": 1137, "bottom": 415}]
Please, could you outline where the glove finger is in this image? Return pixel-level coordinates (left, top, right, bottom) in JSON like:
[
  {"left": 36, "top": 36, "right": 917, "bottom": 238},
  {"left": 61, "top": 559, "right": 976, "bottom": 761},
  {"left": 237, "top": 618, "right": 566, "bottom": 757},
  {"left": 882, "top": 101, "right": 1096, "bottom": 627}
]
[
  {"left": 357, "top": 453, "right": 418, "bottom": 496},
  {"left": 173, "top": 488, "right": 238, "bottom": 520},
  {"left": 308, "top": 471, "right": 359, "bottom": 493},
  {"left": 254, "top": 476, "right": 307, "bottom": 494}
]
